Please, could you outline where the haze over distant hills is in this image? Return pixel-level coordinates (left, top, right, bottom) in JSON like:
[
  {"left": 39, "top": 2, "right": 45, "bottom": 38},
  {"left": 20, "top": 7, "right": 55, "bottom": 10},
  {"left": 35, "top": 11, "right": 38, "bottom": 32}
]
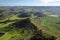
[
  {"left": 19, "top": 6, "right": 60, "bottom": 15},
  {"left": 0, "top": 6, "right": 60, "bottom": 15}
]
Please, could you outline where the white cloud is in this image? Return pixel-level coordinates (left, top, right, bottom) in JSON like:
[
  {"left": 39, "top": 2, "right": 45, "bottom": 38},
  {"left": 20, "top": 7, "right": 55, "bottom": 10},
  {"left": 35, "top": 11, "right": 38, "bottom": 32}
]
[
  {"left": 0, "top": 0, "right": 60, "bottom": 6},
  {"left": 41, "top": 0, "right": 60, "bottom": 6}
]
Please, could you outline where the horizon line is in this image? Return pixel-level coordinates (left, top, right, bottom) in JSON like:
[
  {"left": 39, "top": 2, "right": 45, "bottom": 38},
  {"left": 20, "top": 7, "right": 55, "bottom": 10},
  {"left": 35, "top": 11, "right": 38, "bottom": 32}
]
[{"left": 0, "top": 5, "right": 60, "bottom": 7}]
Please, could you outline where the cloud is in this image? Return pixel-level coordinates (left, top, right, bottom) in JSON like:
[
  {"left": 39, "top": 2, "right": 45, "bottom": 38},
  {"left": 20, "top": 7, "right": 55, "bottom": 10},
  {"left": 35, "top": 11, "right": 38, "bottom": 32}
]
[
  {"left": 0, "top": 0, "right": 60, "bottom": 6},
  {"left": 40, "top": 0, "right": 60, "bottom": 6},
  {"left": 20, "top": 0, "right": 60, "bottom": 6}
]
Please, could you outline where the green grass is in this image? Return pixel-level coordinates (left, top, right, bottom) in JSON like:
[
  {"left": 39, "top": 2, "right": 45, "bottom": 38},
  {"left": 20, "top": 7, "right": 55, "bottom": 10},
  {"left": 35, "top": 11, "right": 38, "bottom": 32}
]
[
  {"left": 31, "top": 15, "right": 60, "bottom": 40},
  {"left": 0, "top": 22, "right": 14, "bottom": 28},
  {"left": 0, "top": 27, "right": 21, "bottom": 40},
  {"left": 0, "top": 15, "right": 33, "bottom": 40},
  {"left": 41, "top": 16, "right": 60, "bottom": 32},
  {"left": 0, "top": 12, "right": 60, "bottom": 40}
]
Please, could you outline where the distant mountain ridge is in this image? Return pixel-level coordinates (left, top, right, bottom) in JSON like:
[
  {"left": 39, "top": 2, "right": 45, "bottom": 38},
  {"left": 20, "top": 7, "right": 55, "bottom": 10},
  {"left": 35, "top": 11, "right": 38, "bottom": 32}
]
[{"left": 0, "top": 6, "right": 60, "bottom": 15}]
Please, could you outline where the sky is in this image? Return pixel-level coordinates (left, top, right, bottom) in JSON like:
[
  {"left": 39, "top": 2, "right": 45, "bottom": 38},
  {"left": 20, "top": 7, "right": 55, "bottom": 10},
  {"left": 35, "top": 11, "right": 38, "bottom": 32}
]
[{"left": 0, "top": 0, "right": 60, "bottom": 6}]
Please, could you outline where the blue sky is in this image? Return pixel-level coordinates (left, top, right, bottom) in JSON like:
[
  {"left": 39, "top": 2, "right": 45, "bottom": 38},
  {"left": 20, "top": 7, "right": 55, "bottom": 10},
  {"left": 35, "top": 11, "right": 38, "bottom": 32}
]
[{"left": 0, "top": 0, "right": 60, "bottom": 6}]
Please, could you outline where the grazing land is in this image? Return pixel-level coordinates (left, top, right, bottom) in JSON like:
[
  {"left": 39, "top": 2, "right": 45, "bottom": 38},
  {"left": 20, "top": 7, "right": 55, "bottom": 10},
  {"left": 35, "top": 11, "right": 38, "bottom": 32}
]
[{"left": 0, "top": 6, "right": 60, "bottom": 40}]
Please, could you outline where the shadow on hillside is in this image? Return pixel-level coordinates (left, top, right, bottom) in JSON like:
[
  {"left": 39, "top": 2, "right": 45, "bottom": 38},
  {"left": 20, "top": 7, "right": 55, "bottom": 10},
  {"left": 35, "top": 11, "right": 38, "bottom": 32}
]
[
  {"left": 0, "top": 33, "right": 4, "bottom": 37},
  {"left": 0, "top": 18, "right": 56, "bottom": 40},
  {"left": 7, "top": 18, "right": 57, "bottom": 40},
  {"left": 30, "top": 30, "right": 57, "bottom": 40},
  {"left": 10, "top": 18, "right": 38, "bottom": 31}
]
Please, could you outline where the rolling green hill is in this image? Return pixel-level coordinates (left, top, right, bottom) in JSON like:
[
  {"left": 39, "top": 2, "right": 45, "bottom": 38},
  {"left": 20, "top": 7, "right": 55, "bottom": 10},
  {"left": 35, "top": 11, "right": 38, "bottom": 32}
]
[
  {"left": 0, "top": 7, "right": 60, "bottom": 40},
  {"left": 31, "top": 14, "right": 60, "bottom": 40}
]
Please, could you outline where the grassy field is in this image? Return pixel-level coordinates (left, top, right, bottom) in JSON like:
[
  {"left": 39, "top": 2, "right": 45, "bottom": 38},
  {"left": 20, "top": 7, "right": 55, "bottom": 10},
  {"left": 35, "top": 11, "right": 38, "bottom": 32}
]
[
  {"left": 31, "top": 15, "right": 60, "bottom": 40},
  {"left": 0, "top": 15, "right": 33, "bottom": 40},
  {"left": 0, "top": 8, "right": 60, "bottom": 40}
]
